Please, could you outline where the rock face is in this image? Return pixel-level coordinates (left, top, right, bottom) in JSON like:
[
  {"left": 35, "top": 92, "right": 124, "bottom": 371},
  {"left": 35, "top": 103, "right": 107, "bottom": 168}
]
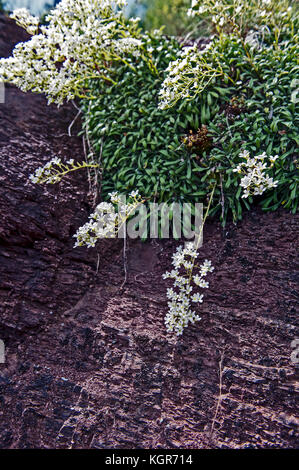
[{"left": 0, "top": 15, "right": 298, "bottom": 449}]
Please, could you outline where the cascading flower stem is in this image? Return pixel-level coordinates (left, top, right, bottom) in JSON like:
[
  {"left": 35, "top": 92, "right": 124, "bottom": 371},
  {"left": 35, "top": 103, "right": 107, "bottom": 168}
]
[
  {"left": 29, "top": 157, "right": 100, "bottom": 185},
  {"left": 162, "top": 183, "right": 216, "bottom": 336}
]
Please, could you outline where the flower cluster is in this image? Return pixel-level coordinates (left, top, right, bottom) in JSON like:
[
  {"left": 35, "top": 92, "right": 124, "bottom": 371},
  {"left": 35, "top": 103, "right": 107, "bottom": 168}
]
[
  {"left": 115, "top": 37, "right": 143, "bottom": 56},
  {"left": 158, "top": 42, "right": 221, "bottom": 109},
  {"left": 162, "top": 243, "right": 214, "bottom": 336},
  {"left": 74, "top": 191, "right": 143, "bottom": 248},
  {"left": 188, "top": 0, "right": 295, "bottom": 36},
  {"left": 159, "top": 0, "right": 296, "bottom": 109},
  {"left": 10, "top": 8, "right": 39, "bottom": 35},
  {"left": 0, "top": 0, "right": 146, "bottom": 105},
  {"left": 233, "top": 150, "right": 279, "bottom": 198},
  {"left": 29, "top": 157, "right": 99, "bottom": 184}
]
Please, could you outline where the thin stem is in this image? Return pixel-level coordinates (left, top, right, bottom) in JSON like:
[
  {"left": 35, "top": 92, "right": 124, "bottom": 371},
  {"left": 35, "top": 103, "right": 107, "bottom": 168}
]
[
  {"left": 187, "top": 182, "right": 217, "bottom": 283},
  {"left": 120, "top": 233, "right": 128, "bottom": 290},
  {"left": 39, "top": 163, "right": 99, "bottom": 184}
]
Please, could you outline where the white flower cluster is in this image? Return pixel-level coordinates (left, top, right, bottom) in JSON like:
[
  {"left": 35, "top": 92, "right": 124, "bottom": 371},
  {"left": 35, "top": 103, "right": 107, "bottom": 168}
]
[
  {"left": 162, "top": 243, "right": 214, "bottom": 336},
  {"left": 233, "top": 150, "right": 279, "bottom": 198},
  {"left": 0, "top": 1, "right": 145, "bottom": 105},
  {"left": 159, "top": 0, "right": 295, "bottom": 110},
  {"left": 30, "top": 157, "right": 63, "bottom": 184},
  {"left": 29, "top": 157, "right": 99, "bottom": 184},
  {"left": 158, "top": 42, "right": 215, "bottom": 109},
  {"left": 187, "top": 0, "right": 247, "bottom": 23},
  {"left": 187, "top": 0, "right": 294, "bottom": 33},
  {"left": 115, "top": 37, "right": 143, "bottom": 56},
  {"left": 74, "top": 191, "right": 143, "bottom": 248},
  {"left": 187, "top": 0, "right": 292, "bottom": 27},
  {"left": 74, "top": 201, "right": 118, "bottom": 248},
  {"left": 10, "top": 8, "right": 39, "bottom": 35}
]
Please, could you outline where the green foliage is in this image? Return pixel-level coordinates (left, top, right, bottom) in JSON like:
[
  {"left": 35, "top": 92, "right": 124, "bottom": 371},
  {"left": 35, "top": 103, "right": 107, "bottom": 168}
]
[
  {"left": 83, "top": 25, "right": 298, "bottom": 228},
  {"left": 191, "top": 33, "right": 299, "bottom": 223},
  {"left": 82, "top": 33, "right": 208, "bottom": 208},
  {"left": 143, "top": 0, "right": 205, "bottom": 36},
  {"left": 190, "top": 0, "right": 298, "bottom": 40}
]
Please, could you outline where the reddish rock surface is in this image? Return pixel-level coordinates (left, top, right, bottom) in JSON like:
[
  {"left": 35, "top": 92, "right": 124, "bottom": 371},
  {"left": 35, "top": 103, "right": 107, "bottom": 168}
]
[{"left": 0, "top": 15, "right": 298, "bottom": 449}]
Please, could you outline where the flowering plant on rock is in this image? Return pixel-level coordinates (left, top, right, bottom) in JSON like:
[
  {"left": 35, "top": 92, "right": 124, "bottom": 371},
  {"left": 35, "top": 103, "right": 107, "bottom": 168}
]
[
  {"left": 0, "top": 0, "right": 153, "bottom": 105},
  {"left": 1, "top": 0, "right": 298, "bottom": 337}
]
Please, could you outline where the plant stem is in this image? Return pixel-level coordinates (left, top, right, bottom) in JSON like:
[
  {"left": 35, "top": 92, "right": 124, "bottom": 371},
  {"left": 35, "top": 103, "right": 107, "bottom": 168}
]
[{"left": 187, "top": 182, "right": 217, "bottom": 283}]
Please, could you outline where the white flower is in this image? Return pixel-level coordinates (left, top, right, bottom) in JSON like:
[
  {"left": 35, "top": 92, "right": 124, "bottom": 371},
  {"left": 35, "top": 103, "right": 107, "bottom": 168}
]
[
  {"left": 73, "top": 191, "right": 143, "bottom": 248},
  {"left": 163, "top": 244, "right": 214, "bottom": 336},
  {"left": 10, "top": 8, "right": 39, "bottom": 35},
  {"left": 269, "top": 155, "right": 279, "bottom": 164},
  {"left": 1, "top": 0, "right": 145, "bottom": 105},
  {"left": 191, "top": 293, "right": 204, "bottom": 303},
  {"left": 108, "top": 192, "right": 121, "bottom": 204},
  {"left": 235, "top": 150, "right": 279, "bottom": 198},
  {"left": 129, "top": 190, "right": 139, "bottom": 198}
]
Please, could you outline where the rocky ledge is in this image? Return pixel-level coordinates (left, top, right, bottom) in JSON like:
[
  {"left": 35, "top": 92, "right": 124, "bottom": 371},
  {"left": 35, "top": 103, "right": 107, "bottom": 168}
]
[{"left": 0, "top": 14, "right": 298, "bottom": 449}]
